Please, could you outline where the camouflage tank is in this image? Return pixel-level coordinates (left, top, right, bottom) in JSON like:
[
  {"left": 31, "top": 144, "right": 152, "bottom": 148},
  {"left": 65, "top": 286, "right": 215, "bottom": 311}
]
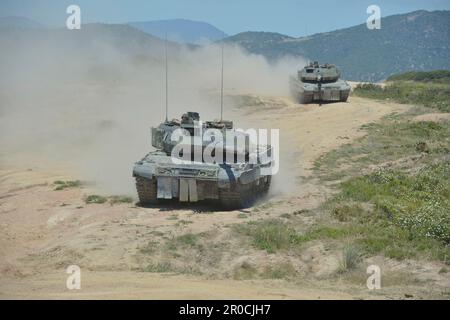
[
  {"left": 290, "top": 61, "right": 351, "bottom": 104},
  {"left": 132, "top": 112, "right": 273, "bottom": 209}
]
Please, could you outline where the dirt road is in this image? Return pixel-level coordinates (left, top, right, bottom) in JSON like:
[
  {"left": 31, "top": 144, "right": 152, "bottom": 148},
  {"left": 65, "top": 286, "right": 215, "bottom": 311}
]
[{"left": 1, "top": 96, "right": 427, "bottom": 299}]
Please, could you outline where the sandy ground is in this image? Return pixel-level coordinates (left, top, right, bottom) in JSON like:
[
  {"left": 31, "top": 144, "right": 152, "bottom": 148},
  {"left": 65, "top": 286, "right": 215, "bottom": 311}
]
[{"left": 2, "top": 95, "right": 448, "bottom": 300}]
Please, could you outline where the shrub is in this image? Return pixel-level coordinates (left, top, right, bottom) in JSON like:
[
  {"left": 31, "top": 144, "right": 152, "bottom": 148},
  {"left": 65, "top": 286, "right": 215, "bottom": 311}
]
[
  {"left": 338, "top": 246, "right": 362, "bottom": 273},
  {"left": 354, "top": 81, "right": 450, "bottom": 112},
  {"left": 235, "top": 220, "right": 348, "bottom": 253},
  {"left": 344, "top": 163, "right": 450, "bottom": 243},
  {"left": 234, "top": 219, "right": 298, "bottom": 253},
  {"left": 170, "top": 233, "right": 200, "bottom": 248},
  {"left": 332, "top": 204, "right": 364, "bottom": 222},
  {"left": 109, "top": 196, "right": 133, "bottom": 205},
  {"left": 386, "top": 70, "right": 450, "bottom": 84},
  {"left": 54, "top": 180, "right": 81, "bottom": 190},
  {"left": 85, "top": 195, "right": 108, "bottom": 204},
  {"left": 144, "top": 262, "right": 173, "bottom": 273},
  {"left": 232, "top": 261, "right": 258, "bottom": 280},
  {"left": 261, "top": 262, "right": 297, "bottom": 279}
]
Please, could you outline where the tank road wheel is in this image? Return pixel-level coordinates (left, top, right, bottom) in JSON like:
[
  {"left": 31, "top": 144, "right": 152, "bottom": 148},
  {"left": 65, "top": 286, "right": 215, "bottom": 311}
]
[
  {"left": 261, "top": 176, "right": 272, "bottom": 193},
  {"left": 219, "top": 187, "right": 254, "bottom": 210},
  {"left": 135, "top": 177, "right": 158, "bottom": 205},
  {"left": 298, "top": 93, "right": 313, "bottom": 104},
  {"left": 298, "top": 93, "right": 307, "bottom": 104},
  {"left": 340, "top": 92, "right": 349, "bottom": 102}
]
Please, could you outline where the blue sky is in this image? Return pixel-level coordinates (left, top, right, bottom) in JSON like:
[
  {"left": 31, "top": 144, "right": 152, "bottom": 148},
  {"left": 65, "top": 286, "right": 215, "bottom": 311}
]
[{"left": 1, "top": 0, "right": 449, "bottom": 36}]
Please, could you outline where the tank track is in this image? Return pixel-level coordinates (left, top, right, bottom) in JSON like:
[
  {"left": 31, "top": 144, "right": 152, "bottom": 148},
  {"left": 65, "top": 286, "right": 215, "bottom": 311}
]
[
  {"left": 135, "top": 176, "right": 271, "bottom": 209},
  {"left": 340, "top": 91, "right": 349, "bottom": 102},
  {"left": 135, "top": 176, "right": 158, "bottom": 205},
  {"left": 219, "top": 176, "right": 271, "bottom": 209},
  {"left": 298, "top": 93, "right": 313, "bottom": 104},
  {"left": 297, "top": 93, "right": 306, "bottom": 104},
  {"left": 219, "top": 187, "right": 253, "bottom": 209}
]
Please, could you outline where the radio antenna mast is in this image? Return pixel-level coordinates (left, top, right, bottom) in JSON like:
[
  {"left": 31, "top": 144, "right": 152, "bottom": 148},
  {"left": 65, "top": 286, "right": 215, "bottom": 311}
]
[
  {"left": 220, "top": 43, "right": 224, "bottom": 121},
  {"left": 165, "top": 34, "right": 169, "bottom": 123}
]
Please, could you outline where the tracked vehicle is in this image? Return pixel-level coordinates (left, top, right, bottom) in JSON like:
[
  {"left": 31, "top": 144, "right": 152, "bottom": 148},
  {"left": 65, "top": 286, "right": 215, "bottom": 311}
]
[
  {"left": 290, "top": 61, "right": 351, "bottom": 104},
  {"left": 132, "top": 112, "right": 273, "bottom": 209}
]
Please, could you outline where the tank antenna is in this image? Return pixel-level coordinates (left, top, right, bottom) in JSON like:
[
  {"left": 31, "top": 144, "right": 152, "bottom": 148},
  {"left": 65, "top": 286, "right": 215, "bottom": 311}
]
[
  {"left": 165, "top": 33, "right": 169, "bottom": 123},
  {"left": 220, "top": 43, "right": 224, "bottom": 122}
]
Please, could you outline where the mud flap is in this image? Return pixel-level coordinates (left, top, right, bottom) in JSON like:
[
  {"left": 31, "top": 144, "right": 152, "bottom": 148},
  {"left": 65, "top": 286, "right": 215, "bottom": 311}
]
[
  {"left": 179, "top": 179, "right": 198, "bottom": 202},
  {"left": 188, "top": 179, "right": 198, "bottom": 202},
  {"left": 157, "top": 177, "right": 173, "bottom": 199},
  {"left": 179, "top": 179, "right": 189, "bottom": 202}
]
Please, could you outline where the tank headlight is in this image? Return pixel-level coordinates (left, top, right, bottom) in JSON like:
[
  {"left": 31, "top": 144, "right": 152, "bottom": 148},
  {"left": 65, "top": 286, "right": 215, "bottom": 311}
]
[
  {"left": 207, "top": 170, "right": 216, "bottom": 176},
  {"left": 198, "top": 170, "right": 217, "bottom": 177},
  {"left": 158, "top": 168, "right": 172, "bottom": 175}
]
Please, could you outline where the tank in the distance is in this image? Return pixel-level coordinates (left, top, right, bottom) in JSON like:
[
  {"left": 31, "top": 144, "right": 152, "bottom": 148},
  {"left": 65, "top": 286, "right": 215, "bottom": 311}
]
[
  {"left": 132, "top": 112, "right": 274, "bottom": 209},
  {"left": 290, "top": 61, "right": 351, "bottom": 104}
]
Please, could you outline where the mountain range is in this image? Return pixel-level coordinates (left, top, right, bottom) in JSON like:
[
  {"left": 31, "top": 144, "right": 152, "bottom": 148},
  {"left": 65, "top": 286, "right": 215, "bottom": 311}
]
[
  {"left": 1, "top": 10, "right": 449, "bottom": 81},
  {"left": 128, "top": 19, "right": 228, "bottom": 45},
  {"left": 222, "top": 10, "right": 450, "bottom": 81},
  {"left": 0, "top": 16, "right": 43, "bottom": 29}
]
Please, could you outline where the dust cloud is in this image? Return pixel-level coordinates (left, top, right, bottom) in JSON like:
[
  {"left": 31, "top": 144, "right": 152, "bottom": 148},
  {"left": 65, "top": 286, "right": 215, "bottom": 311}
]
[{"left": 0, "top": 26, "right": 306, "bottom": 196}]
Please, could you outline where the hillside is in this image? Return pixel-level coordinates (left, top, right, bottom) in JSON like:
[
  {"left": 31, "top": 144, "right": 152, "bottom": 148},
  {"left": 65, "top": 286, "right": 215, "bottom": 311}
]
[
  {"left": 387, "top": 70, "right": 450, "bottom": 84},
  {"left": 128, "top": 19, "right": 228, "bottom": 45},
  {"left": 223, "top": 10, "right": 450, "bottom": 81},
  {"left": 0, "top": 16, "right": 43, "bottom": 29},
  {"left": 0, "top": 23, "right": 184, "bottom": 85},
  {"left": 0, "top": 23, "right": 181, "bottom": 56}
]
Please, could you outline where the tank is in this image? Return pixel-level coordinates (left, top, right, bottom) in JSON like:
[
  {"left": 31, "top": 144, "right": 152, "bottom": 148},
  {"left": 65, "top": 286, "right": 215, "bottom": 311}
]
[
  {"left": 132, "top": 112, "right": 273, "bottom": 209},
  {"left": 290, "top": 61, "right": 351, "bottom": 104}
]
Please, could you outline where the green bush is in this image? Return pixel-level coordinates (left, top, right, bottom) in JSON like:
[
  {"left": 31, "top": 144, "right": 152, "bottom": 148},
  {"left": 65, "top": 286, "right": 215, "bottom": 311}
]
[
  {"left": 387, "top": 70, "right": 450, "bottom": 84},
  {"left": 339, "top": 162, "right": 450, "bottom": 244},
  {"left": 166, "top": 233, "right": 202, "bottom": 252},
  {"left": 296, "top": 226, "right": 349, "bottom": 242},
  {"left": 235, "top": 219, "right": 297, "bottom": 253},
  {"left": 338, "top": 246, "right": 362, "bottom": 273},
  {"left": 315, "top": 119, "right": 449, "bottom": 180},
  {"left": 109, "top": 195, "right": 133, "bottom": 205},
  {"left": 85, "top": 195, "right": 108, "bottom": 204},
  {"left": 332, "top": 204, "right": 365, "bottom": 222},
  {"left": 261, "top": 262, "right": 297, "bottom": 279},
  {"left": 232, "top": 261, "right": 258, "bottom": 280},
  {"left": 354, "top": 81, "right": 450, "bottom": 112},
  {"left": 53, "top": 180, "right": 81, "bottom": 190},
  {"left": 144, "top": 262, "right": 173, "bottom": 273},
  {"left": 234, "top": 219, "right": 348, "bottom": 253}
]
